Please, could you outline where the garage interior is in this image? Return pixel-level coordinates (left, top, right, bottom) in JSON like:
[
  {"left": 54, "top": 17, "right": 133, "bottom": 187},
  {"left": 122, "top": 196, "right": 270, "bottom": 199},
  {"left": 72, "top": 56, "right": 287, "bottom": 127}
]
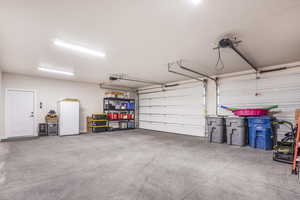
[{"left": 1, "top": 0, "right": 300, "bottom": 199}]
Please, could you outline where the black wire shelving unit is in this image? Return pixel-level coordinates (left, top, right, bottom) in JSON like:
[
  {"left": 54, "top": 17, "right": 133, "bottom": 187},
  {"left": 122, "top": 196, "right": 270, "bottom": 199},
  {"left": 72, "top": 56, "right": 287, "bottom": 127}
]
[{"left": 103, "top": 97, "right": 136, "bottom": 131}]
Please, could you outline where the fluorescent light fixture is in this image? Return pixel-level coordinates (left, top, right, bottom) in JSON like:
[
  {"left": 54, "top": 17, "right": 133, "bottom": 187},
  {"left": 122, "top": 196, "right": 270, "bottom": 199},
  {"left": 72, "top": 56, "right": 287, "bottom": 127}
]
[
  {"left": 54, "top": 39, "right": 106, "bottom": 57},
  {"left": 191, "top": 0, "right": 202, "bottom": 5},
  {"left": 38, "top": 67, "right": 74, "bottom": 76}
]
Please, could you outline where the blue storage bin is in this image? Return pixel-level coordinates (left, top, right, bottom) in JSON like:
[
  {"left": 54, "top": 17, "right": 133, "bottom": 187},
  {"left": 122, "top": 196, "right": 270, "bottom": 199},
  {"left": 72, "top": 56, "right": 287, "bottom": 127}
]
[
  {"left": 248, "top": 128, "right": 273, "bottom": 150},
  {"left": 128, "top": 121, "right": 135, "bottom": 129},
  {"left": 250, "top": 123, "right": 272, "bottom": 129},
  {"left": 127, "top": 102, "right": 135, "bottom": 110},
  {"left": 248, "top": 116, "right": 272, "bottom": 128},
  {"left": 247, "top": 116, "right": 273, "bottom": 150}
]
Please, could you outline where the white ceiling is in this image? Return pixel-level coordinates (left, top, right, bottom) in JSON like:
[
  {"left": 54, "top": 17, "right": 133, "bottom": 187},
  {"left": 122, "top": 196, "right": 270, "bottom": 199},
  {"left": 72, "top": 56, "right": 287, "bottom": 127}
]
[{"left": 1, "top": 0, "right": 300, "bottom": 87}]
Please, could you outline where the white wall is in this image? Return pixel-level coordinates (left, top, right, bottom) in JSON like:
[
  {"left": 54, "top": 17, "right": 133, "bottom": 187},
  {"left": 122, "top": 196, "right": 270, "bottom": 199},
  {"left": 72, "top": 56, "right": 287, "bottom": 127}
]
[{"left": 1, "top": 73, "right": 104, "bottom": 138}]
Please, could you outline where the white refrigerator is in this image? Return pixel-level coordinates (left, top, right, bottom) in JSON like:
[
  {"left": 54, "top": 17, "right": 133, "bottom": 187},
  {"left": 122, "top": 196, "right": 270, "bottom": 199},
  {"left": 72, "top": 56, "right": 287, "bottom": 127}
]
[{"left": 58, "top": 100, "right": 80, "bottom": 136}]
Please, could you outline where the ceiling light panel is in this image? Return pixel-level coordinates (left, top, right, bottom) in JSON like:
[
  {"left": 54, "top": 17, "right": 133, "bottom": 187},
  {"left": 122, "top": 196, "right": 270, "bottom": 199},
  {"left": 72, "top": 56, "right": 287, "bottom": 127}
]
[
  {"left": 38, "top": 67, "right": 74, "bottom": 76},
  {"left": 54, "top": 39, "right": 106, "bottom": 57},
  {"left": 190, "top": 0, "right": 202, "bottom": 5}
]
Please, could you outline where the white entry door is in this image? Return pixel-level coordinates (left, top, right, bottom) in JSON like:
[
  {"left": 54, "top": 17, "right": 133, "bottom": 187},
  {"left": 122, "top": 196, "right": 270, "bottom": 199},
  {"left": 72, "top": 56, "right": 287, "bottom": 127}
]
[{"left": 6, "top": 89, "right": 35, "bottom": 138}]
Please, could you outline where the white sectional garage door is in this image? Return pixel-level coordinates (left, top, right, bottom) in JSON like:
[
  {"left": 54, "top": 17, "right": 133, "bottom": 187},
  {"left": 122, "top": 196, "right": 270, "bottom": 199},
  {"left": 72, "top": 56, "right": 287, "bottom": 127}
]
[
  {"left": 139, "top": 82, "right": 206, "bottom": 136},
  {"left": 218, "top": 69, "right": 300, "bottom": 139}
]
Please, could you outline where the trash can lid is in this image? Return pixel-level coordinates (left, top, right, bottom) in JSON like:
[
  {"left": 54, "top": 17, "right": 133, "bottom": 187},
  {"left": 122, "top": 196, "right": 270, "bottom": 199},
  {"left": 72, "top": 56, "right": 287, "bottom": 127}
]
[
  {"left": 225, "top": 116, "right": 245, "bottom": 119},
  {"left": 247, "top": 116, "right": 272, "bottom": 119},
  {"left": 207, "top": 115, "right": 226, "bottom": 118}
]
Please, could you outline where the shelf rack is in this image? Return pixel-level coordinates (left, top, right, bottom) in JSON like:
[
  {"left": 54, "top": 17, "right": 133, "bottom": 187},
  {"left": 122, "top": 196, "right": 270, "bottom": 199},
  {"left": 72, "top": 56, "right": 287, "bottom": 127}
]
[
  {"left": 104, "top": 109, "right": 135, "bottom": 111},
  {"left": 103, "top": 97, "right": 136, "bottom": 131},
  {"left": 87, "top": 115, "right": 108, "bottom": 133}
]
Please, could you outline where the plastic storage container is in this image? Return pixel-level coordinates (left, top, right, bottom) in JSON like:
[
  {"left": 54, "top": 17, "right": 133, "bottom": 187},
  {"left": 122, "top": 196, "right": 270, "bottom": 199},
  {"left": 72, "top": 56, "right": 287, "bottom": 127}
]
[
  {"left": 111, "top": 113, "right": 118, "bottom": 119},
  {"left": 248, "top": 116, "right": 273, "bottom": 150},
  {"left": 127, "top": 114, "right": 133, "bottom": 119},
  {"left": 128, "top": 121, "right": 135, "bottom": 129},
  {"left": 225, "top": 117, "right": 247, "bottom": 146},
  {"left": 92, "top": 121, "right": 107, "bottom": 126},
  {"left": 127, "top": 102, "right": 135, "bottom": 110},
  {"left": 207, "top": 116, "right": 225, "bottom": 143},
  {"left": 248, "top": 117, "right": 272, "bottom": 128},
  {"left": 92, "top": 127, "right": 107, "bottom": 132},
  {"left": 120, "top": 122, "right": 128, "bottom": 129},
  {"left": 109, "top": 121, "right": 120, "bottom": 130},
  {"left": 92, "top": 114, "right": 107, "bottom": 120},
  {"left": 39, "top": 123, "right": 47, "bottom": 136},
  {"left": 47, "top": 123, "right": 58, "bottom": 136}
]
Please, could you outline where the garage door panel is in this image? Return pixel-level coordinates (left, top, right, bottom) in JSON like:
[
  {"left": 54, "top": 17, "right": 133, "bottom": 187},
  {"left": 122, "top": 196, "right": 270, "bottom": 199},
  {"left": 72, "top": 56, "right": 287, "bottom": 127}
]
[
  {"left": 149, "top": 115, "right": 165, "bottom": 122},
  {"left": 164, "top": 107, "right": 202, "bottom": 115},
  {"left": 139, "top": 121, "right": 152, "bottom": 129},
  {"left": 149, "top": 98, "right": 165, "bottom": 105},
  {"left": 139, "top": 106, "right": 149, "bottom": 114},
  {"left": 160, "top": 115, "right": 202, "bottom": 124},
  {"left": 221, "top": 92, "right": 300, "bottom": 106},
  {"left": 139, "top": 99, "right": 150, "bottom": 106},
  {"left": 144, "top": 93, "right": 163, "bottom": 98},
  {"left": 139, "top": 82, "right": 205, "bottom": 136},
  {"left": 139, "top": 114, "right": 150, "bottom": 121},
  {"left": 149, "top": 106, "right": 166, "bottom": 113},
  {"left": 150, "top": 122, "right": 164, "bottom": 131},
  {"left": 165, "top": 124, "right": 202, "bottom": 136},
  {"left": 166, "top": 98, "right": 187, "bottom": 105},
  {"left": 218, "top": 70, "right": 300, "bottom": 140}
]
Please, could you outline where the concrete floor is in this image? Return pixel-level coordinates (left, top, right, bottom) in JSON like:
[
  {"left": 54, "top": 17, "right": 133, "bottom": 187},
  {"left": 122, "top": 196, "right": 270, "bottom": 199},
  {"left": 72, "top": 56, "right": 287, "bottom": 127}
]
[{"left": 0, "top": 129, "right": 299, "bottom": 200}]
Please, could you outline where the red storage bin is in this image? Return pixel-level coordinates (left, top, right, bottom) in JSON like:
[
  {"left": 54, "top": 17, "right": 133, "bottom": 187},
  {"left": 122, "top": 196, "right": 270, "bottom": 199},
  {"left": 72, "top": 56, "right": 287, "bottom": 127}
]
[
  {"left": 107, "top": 113, "right": 113, "bottom": 119},
  {"left": 117, "top": 113, "right": 121, "bottom": 119},
  {"left": 118, "top": 113, "right": 128, "bottom": 119},
  {"left": 113, "top": 113, "right": 119, "bottom": 119}
]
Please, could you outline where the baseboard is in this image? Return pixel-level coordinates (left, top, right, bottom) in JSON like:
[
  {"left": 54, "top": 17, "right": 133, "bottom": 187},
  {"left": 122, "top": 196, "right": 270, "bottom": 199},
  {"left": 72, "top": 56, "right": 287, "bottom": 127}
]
[{"left": 1, "top": 136, "right": 39, "bottom": 142}]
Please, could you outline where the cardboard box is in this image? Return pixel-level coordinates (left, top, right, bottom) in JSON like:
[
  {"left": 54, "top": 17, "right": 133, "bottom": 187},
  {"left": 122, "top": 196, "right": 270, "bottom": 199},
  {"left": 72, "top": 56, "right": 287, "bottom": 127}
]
[
  {"left": 45, "top": 117, "right": 58, "bottom": 123},
  {"left": 295, "top": 109, "right": 300, "bottom": 121}
]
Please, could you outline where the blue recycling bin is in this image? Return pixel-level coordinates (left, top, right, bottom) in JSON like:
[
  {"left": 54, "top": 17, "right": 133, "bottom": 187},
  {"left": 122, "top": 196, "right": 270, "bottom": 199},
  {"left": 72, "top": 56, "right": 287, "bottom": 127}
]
[{"left": 247, "top": 116, "right": 273, "bottom": 150}]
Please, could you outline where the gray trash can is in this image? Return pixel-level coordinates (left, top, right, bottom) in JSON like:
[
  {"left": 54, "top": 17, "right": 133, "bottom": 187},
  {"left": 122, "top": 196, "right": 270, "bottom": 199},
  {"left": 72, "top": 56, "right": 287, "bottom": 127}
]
[
  {"left": 207, "top": 116, "right": 225, "bottom": 143},
  {"left": 225, "top": 117, "right": 247, "bottom": 146}
]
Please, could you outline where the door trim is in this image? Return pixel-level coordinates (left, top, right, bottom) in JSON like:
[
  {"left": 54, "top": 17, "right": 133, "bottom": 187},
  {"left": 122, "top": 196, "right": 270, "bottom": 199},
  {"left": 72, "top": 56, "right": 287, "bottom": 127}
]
[{"left": 4, "top": 88, "right": 37, "bottom": 139}]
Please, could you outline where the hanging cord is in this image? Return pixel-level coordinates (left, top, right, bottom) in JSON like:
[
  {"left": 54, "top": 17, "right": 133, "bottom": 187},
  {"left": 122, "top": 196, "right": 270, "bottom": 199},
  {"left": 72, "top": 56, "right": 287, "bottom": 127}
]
[
  {"left": 255, "top": 72, "right": 261, "bottom": 96},
  {"left": 215, "top": 47, "right": 224, "bottom": 72}
]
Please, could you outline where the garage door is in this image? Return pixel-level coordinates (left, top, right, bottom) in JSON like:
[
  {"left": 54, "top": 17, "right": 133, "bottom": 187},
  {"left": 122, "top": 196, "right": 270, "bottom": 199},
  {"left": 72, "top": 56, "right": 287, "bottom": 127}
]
[
  {"left": 139, "top": 82, "right": 206, "bottom": 136},
  {"left": 218, "top": 69, "right": 300, "bottom": 139}
]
